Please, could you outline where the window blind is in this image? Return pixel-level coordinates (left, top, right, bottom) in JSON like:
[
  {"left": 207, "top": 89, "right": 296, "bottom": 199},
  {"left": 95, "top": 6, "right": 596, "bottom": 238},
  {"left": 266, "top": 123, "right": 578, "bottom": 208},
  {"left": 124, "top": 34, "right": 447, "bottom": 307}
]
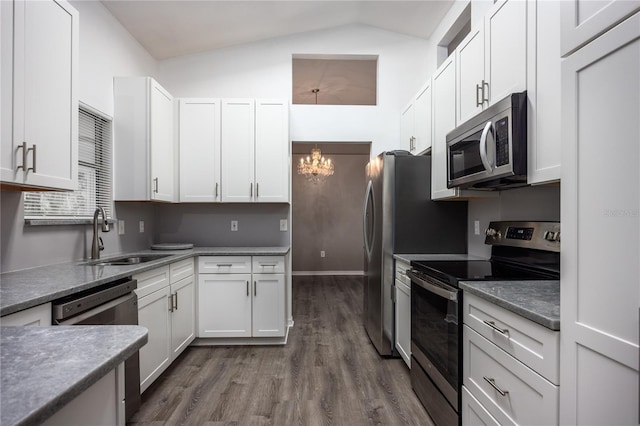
[{"left": 24, "top": 105, "right": 113, "bottom": 220}]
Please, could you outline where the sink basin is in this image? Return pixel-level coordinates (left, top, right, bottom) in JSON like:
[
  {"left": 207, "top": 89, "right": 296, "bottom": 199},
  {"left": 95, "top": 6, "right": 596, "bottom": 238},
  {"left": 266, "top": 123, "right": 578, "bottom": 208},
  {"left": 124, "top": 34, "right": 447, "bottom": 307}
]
[{"left": 85, "top": 254, "right": 171, "bottom": 266}]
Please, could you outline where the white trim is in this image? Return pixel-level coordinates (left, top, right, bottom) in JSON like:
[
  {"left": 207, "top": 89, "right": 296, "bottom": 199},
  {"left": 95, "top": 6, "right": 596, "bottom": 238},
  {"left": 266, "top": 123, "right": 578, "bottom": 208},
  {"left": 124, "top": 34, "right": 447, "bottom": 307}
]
[{"left": 292, "top": 270, "right": 364, "bottom": 276}]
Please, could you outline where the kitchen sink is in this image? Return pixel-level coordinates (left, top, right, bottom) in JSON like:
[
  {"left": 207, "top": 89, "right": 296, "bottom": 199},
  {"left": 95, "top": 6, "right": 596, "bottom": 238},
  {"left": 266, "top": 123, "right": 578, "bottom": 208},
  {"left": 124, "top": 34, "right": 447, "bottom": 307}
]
[{"left": 84, "top": 254, "right": 171, "bottom": 266}]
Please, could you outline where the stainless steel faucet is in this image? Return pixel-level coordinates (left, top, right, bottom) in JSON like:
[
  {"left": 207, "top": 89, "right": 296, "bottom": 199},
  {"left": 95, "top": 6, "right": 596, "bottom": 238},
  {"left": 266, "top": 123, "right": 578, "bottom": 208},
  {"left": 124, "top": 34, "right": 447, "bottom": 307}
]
[{"left": 91, "top": 207, "right": 110, "bottom": 260}]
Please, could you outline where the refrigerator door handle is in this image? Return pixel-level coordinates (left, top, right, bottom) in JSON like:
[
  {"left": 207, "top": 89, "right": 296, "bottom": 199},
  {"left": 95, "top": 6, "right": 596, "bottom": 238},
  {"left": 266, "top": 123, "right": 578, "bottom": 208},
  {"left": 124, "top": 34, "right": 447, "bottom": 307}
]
[{"left": 363, "top": 179, "right": 375, "bottom": 261}]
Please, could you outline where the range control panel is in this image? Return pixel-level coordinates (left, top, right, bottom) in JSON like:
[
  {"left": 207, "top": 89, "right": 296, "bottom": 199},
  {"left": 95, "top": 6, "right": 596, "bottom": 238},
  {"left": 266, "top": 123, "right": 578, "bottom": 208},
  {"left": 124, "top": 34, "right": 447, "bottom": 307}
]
[{"left": 485, "top": 221, "right": 560, "bottom": 252}]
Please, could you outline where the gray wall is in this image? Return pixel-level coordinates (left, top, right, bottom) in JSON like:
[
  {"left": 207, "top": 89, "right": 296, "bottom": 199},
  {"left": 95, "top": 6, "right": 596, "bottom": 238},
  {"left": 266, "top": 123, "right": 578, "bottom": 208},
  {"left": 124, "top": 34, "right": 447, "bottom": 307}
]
[
  {"left": 292, "top": 153, "right": 369, "bottom": 273},
  {"left": 467, "top": 185, "right": 561, "bottom": 257},
  {"left": 153, "top": 203, "right": 290, "bottom": 247},
  {"left": 0, "top": 191, "right": 156, "bottom": 272}
]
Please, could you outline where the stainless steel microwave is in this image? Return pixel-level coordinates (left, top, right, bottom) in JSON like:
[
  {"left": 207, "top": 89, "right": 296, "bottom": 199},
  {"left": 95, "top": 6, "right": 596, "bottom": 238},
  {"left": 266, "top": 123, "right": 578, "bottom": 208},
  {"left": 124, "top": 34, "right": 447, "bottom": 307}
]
[{"left": 446, "top": 91, "right": 527, "bottom": 190}]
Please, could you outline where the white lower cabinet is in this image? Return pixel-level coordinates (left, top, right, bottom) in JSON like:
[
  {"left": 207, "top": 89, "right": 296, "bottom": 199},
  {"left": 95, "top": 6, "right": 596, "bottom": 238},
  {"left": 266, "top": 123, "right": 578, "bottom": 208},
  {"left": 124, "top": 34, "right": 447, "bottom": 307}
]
[
  {"left": 462, "top": 291, "right": 560, "bottom": 425},
  {"left": 135, "top": 258, "right": 195, "bottom": 393},
  {"left": 394, "top": 259, "right": 411, "bottom": 368},
  {"left": 198, "top": 255, "right": 286, "bottom": 340},
  {"left": 0, "top": 303, "right": 51, "bottom": 326}
]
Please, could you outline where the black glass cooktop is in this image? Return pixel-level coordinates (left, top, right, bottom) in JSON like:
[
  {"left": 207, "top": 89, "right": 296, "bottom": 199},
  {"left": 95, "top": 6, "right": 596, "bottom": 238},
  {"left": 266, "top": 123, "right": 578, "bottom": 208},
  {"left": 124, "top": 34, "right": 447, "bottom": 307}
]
[{"left": 410, "top": 260, "right": 559, "bottom": 288}]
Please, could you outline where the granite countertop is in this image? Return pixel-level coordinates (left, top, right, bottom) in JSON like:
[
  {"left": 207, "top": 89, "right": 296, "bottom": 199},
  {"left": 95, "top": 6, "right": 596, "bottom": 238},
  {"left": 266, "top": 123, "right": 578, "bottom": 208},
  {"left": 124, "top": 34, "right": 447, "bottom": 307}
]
[
  {"left": 394, "top": 253, "right": 487, "bottom": 263},
  {"left": 459, "top": 280, "right": 560, "bottom": 330},
  {"left": 0, "top": 325, "right": 148, "bottom": 426},
  {"left": 0, "top": 246, "right": 290, "bottom": 317}
]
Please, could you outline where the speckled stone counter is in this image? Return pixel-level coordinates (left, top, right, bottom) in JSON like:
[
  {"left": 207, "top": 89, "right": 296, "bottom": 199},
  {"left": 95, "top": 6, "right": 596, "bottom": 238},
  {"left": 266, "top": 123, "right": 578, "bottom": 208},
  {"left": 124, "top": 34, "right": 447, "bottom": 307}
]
[
  {"left": 0, "top": 246, "right": 289, "bottom": 316},
  {"left": 394, "top": 253, "right": 487, "bottom": 263},
  {"left": 459, "top": 280, "right": 560, "bottom": 330},
  {"left": 0, "top": 325, "right": 148, "bottom": 426}
]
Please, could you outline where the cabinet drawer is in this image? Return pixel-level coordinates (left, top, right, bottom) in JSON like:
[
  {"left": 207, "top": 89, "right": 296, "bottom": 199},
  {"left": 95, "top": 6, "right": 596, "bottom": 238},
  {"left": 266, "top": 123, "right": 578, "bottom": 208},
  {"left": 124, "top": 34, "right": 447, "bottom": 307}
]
[
  {"left": 463, "top": 326, "right": 559, "bottom": 426},
  {"left": 134, "top": 266, "right": 170, "bottom": 299},
  {"left": 462, "top": 385, "right": 500, "bottom": 426},
  {"left": 395, "top": 260, "right": 411, "bottom": 284},
  {"left": 170, "top": 258, "right": 194, "bottom": 283},
  {"left": 198, "top": 256, "right": 252, "bottom": 274},
  {"left": 463, "top": 292, "right": 559, "bottom": 384},
  {"left": 252, "top": 256, "right": 285, "bottom": 274}
]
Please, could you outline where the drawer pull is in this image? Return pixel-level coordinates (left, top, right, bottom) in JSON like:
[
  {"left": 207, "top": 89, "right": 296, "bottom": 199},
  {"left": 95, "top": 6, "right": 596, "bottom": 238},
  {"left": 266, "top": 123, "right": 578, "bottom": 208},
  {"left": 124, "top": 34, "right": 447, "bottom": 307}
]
[
  {"left": 483, "top": 320, "right": 509, "bottom": 336},
  {"left": 216, "top": 264, "right": 233, "bottom": 267},
  {"left": 259, "top": 263, "right": 277, "bottom": 267},
  {"left": 483, "top": 377, "right": 509, "bottom": 396}
]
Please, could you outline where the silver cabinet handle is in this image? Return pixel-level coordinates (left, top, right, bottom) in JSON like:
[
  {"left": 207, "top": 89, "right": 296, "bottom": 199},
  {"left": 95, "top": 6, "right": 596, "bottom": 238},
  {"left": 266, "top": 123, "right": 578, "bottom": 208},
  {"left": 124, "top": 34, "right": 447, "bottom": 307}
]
[
  {"left": 174, "top": 292, "right": 178, "bottom": 311},
  {"left": 215, "top": 182, "right": 219, "bottom": 198},
  {"left": 483, "top": 320, "right": 509, "bottom": 336},
  {"left": 254, "top": 281, "right": 257, "bottom": 296},
  {"left": 482, "top": 80, "right": 490, "bottom": 104},
  {"left": 483, "top": 377, "right": 508, "bottom": 396},
  {"left": 17, "top": 142, "right": 27, "bottom": 171},
  {"left": 246, "top": 280, "right": 249, "bottom": 296},
  {"left": 256, "top": 182, "right": 259, "bottom": 198},
  {"left": 216, "top": 263, "right": 232, "bottom": 267},
  {"left": 259, "top": 263, "right": 277, "bottom": 267},
  {"left": 27, "top": 144, "right": 36, "bottom": 173},
  {"left": 476, "top": 83, "right": 483, "bottom": 107},
  {"left": 250, "top": 183, "right": 253, "bottom": 197},
  {"left": 168, "top": 294, "right": 174, "bottom": 312},
  {"left": 153, "top": 177, "right": 159, "bottom": 193}
]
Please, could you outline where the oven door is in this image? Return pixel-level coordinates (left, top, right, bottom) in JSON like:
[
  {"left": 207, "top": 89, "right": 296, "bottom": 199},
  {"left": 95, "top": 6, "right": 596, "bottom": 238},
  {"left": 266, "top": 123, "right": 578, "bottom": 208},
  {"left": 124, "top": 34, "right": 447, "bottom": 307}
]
[{"left": 408, "top": 270, "right": 460, "bottom": 424}]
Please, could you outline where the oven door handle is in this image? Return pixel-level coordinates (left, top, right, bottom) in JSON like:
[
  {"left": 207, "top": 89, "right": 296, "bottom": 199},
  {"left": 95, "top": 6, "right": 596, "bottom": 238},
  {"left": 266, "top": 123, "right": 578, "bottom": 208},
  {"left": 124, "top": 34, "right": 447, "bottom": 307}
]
[{"left": 407, "top": 270, "right": 458, "bottom": 301}]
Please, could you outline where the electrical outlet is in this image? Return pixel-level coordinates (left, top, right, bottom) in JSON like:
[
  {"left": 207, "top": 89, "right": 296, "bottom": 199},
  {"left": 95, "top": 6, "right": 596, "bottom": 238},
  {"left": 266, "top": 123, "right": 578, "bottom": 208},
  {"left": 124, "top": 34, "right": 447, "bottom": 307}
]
[
  {"left": 474, "top": 220, "right": 480, "bottom": 235},
  {"left": 280, "top": 219, "right": 288, "bottom": 232},
  {"left": 320, "top": 250, "right": 325, "bottom": 258},
  {"left": 231, "top": 220, "right": 238, "bottom": 231},
  {"left": 139, "top": 221, "right": 145, "bottom": 233},
  {"left": 118, "top": 220, "right": 125, "bottom": 235}
]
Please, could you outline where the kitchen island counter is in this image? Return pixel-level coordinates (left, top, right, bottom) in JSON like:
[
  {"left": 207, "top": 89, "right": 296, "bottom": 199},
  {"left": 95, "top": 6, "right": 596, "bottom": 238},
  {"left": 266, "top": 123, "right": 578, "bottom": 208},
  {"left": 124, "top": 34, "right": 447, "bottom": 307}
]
[{"left": 0, "top": 325, "right": 148, "bottom": 426}]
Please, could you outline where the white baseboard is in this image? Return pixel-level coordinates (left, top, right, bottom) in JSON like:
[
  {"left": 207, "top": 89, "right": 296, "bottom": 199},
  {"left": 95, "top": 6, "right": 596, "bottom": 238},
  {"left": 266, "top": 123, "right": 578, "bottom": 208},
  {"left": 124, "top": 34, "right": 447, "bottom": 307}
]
[{"left": 292, "top": 271, "right": 364, "bottom": 276}]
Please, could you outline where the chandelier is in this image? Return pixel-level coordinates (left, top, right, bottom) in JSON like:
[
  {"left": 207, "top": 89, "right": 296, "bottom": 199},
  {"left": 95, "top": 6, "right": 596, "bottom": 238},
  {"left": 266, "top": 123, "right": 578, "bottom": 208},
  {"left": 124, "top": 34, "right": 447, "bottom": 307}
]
[{"left": 297, "top": 147, "right": 334, "bottom": 183}]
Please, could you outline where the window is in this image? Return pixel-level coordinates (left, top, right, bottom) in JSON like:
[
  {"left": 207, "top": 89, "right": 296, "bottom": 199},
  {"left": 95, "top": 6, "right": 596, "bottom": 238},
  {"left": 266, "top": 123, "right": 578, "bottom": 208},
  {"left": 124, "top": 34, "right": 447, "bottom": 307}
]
[{"left": 24, "top": 104, "right": 113, "bottom": 221}]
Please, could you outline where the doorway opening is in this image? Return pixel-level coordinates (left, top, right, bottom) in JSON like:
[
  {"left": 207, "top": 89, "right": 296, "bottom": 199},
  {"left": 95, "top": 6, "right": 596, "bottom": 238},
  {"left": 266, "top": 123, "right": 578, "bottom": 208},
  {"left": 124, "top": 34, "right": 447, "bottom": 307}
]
[{"left": 291, "top": 142, "right": 371, "bottom": 276}]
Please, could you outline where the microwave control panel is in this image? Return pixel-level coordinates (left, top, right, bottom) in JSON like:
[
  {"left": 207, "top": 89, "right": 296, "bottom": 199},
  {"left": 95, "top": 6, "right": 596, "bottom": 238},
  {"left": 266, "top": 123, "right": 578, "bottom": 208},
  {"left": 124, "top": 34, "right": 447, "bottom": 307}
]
[{"left": 495, "top": 117, "right": 509, "bottom": 167}]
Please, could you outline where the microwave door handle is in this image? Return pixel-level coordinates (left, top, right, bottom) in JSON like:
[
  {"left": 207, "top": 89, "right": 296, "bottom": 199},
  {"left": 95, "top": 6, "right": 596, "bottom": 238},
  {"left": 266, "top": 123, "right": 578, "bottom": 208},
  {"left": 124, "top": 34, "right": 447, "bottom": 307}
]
[{"left": 479, "top": 121, "right": 494, "bottom": 172}]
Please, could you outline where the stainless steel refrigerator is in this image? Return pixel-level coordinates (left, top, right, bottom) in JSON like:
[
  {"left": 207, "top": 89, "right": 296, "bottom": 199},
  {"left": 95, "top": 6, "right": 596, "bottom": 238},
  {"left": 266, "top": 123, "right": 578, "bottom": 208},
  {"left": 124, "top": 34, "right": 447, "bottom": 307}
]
[{"left": 363, "top": 151, "right": 467, "bottom": 356}]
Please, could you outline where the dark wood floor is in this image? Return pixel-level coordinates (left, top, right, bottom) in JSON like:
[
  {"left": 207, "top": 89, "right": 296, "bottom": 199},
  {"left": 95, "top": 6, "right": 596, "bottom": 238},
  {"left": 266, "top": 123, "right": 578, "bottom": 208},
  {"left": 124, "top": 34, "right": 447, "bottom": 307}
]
[{"left": 129, "top": 275, "right": 434, "bottom": 426}]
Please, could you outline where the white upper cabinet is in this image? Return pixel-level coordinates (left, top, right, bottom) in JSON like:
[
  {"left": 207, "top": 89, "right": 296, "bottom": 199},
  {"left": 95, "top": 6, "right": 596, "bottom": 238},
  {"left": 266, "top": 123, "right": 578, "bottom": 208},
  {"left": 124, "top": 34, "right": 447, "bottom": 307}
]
[
  {"left": 114, "top": 77, "right": 175, "bottom": 202},
  {"left": 561, "top": 0, "right": 640, "bottom": 56},
  {"left": 221, "top": 99, "right": 289, "bottom": 203},
  {"left": 484, "top": 0, "right": 528, "bottom": 106},
  {"left": 221, "top": 99, "right": 255, "bottom": 202},
  {"left": 1, "top": 0, "right": 78, "bottom": 191},
  {"left": 254, "top": 99, "right": 289, "bottom": 203},
  {"left": 179, "top": 98, "right": 221, "bottom": 202},
  {"left": 400, "top": 81, "right": 432, "bottom": 154},
  {"left": 456, "top": 26, "right": 485, "bottom": 125}
]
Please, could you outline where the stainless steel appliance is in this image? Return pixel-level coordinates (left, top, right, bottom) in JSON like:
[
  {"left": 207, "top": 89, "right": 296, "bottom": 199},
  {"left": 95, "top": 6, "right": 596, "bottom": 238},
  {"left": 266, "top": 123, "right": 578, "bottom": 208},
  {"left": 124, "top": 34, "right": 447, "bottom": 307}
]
[
  {"left": 447, "top": 91, "right": 527, "bottom": 190},
  {"left": 363, "top": 151, "right": 467, "bottom": 356},
  {"left": 52, "top": 277, "right": 141, "bottom": 421},
  {"left": 407, "top": 221, "right": 560, "bottom": 425}
]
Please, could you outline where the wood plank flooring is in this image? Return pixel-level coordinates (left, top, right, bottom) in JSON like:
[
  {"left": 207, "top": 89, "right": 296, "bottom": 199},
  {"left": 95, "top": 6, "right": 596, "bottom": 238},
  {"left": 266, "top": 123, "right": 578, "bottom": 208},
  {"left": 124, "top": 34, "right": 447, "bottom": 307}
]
[{"left": 129, "top": 275, "right": 434, "bottom": 426}]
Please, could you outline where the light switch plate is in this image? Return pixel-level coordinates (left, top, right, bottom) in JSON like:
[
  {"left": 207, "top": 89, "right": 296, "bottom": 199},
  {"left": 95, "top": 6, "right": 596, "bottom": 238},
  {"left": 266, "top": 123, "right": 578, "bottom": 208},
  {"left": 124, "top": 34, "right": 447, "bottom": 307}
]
[
  {"left": 118, "top": 220, "right": 125, "bottom": 235},
  {"left": 139, "top": 221, "right": 145, "bottom": 233},
  {"left": 231, "top": 220, "right": 238, "bottom": 231},
  {"left": 280, "top": 219, "right": 288, "bottom": 231},
  {"left": 474, "top": 220, "right": 480, "bottom": 235}
]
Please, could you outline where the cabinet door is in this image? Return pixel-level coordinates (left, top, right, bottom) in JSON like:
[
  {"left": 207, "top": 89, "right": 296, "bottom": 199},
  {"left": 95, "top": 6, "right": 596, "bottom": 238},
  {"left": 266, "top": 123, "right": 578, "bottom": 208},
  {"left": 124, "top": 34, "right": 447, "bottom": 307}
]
[
  {"left": 221, "top": 99, "right": 255, "bottom": 202},
  {"left": 456, "top": 26, "right": 485, "bottom": 124},
  {"left": 170, "top": 276, "right": 195, "bottom": 358},
  {"left": 254, "top": 99, "right": 289, "bottom": 202},
  {"left": 0, "top": 303, "right": 52, "bottom": 326},
  {"left": 1, "top": 0, "right": 15, "bottom": 183},
  {"left": 413, "top": 81, "right": 432, "bottom": 154},
  {"left": 138, "top": 286, "right": 172, "bottom": 393},
  {"left": 7, "top": 0, "right": 78, "bottom": 190},
  {"left": 252, "top": 273, "right": 285, "bottom": 337},
  {"left": 198, "top": 273, "right": 252, "bottom": 338},
  {"left": 560, "top": 12, "right": 639, "bottom": 425},
  {"left": 400, "top": 101, "right": 414, "bottom": 152},
  {"left": 431, "top": 55, "right": 460, "bottom": 200},
  {"left": 484, "top": 0, "right": 527, "bottom": 106},
  {"left": 561, "top": 0, "right": 640, "bottom": 56},
  {"left": 149, "top": 80, "right": 174, "bottom": 202},
  {"left": 394, "top": 279, "right": 411, "bottom": 368},
  {"left": 179, "top": 99, "right": 221, "bottom": 202},
  {"left": 462, "top": 386, "right": 500, "bottom": 426}
]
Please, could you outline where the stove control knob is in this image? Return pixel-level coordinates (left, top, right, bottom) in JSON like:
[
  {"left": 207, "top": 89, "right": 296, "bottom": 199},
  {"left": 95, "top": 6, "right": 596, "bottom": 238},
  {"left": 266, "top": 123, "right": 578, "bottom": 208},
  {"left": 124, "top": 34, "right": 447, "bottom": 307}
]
[
  {"left": 544, "top": 231, "right": 561, "bottom": 242},
  {"left": 485, "top": 228, "right": 501, "bottom": 238}
]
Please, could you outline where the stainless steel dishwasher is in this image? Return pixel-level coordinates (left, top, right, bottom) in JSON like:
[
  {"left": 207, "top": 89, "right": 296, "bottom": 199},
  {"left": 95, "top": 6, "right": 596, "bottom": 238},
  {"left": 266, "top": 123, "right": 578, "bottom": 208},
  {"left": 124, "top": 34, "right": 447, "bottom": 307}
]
[{"left": 52, "top": 277, "right": 141, "bottom": 421}]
